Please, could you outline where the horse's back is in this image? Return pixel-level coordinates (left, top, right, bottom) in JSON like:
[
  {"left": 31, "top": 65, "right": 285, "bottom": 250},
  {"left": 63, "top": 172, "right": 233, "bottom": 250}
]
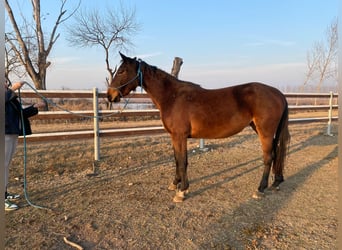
[{"left": 191, "top": 82, "right": 286, "bottom": 116}]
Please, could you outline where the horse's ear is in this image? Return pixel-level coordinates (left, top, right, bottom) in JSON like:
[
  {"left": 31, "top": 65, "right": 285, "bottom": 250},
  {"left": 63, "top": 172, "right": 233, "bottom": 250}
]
[
  {"left": 119, "top": 52, "right": 136, "bottom": 63},
  {"left": 119, "top": 52, "right": 127, "bottom": 61}
]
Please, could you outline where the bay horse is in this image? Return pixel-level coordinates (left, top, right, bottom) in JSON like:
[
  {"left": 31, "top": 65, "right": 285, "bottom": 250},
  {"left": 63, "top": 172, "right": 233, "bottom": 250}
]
[{"left": 107, "top": 53, "right": 290, "bottom": 202}]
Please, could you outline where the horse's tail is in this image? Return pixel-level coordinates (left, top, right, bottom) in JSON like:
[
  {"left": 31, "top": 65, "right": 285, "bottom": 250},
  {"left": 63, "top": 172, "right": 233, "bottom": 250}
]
[{"left": 272, "top": 101, "right": 290, "bottom": 177}]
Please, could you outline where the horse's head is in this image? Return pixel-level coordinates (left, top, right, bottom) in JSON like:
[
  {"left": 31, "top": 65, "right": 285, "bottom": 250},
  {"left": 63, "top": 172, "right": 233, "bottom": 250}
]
[{"left": 107, "top": 53, "right": 142, "bottom": 103}]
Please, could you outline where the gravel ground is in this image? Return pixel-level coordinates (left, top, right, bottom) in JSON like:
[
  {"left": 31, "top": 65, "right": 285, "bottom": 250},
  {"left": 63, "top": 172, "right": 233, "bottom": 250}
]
[{"left": 5, "top": 122, "right": 337, "bottom": 249}]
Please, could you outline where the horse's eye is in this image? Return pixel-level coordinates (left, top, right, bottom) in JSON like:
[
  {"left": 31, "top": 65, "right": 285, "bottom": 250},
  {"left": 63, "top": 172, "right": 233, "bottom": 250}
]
[{"left": 119, "top": 70, "right": 127, "bottom": 75}]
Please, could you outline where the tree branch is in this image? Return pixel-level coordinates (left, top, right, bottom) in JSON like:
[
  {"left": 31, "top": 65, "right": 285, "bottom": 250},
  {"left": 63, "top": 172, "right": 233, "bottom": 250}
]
[
  {"left": 304, "top": 18, "right": 337, "bottom": 91},
  {"left": 66, "top": 3, "right": 140, "bottom": 86}
]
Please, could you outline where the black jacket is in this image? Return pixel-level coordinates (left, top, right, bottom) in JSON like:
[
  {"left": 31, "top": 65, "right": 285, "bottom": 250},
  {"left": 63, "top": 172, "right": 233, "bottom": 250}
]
[
  {"left": 5, "top": 88, "right": 38, "bottom": 135},
  {"left": 5, "top": 88, "right": 21, "bottom": 135}
]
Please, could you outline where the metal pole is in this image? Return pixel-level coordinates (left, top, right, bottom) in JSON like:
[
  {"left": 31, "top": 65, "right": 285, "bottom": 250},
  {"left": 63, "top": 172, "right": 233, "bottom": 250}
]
[
  {"left": 199, "top": 138, "right": 208, "bottom": 151},
  {"left": 93, "top": 87, "right": 100, "bottom": 161},
  {"left": 199, "top": 138, "right": 205, "bottom": 150},
  {"left": 327, "top": 91, "right": 333, "bottom": 136}
]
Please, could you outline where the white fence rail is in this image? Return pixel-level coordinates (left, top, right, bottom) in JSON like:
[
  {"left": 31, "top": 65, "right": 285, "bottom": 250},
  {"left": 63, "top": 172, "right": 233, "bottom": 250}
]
[{"left": 18, "top": 89, "right": 338, "bottom": 160}]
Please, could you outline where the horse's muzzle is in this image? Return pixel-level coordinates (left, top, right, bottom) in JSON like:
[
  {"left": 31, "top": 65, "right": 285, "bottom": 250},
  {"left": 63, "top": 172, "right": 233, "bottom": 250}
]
[{"left": 107, "top": 89, "right": 121, "bottom": 102}]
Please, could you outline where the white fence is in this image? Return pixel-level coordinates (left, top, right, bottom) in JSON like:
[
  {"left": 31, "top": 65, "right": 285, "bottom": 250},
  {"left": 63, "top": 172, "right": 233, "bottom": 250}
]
[{"left": 18, "top": 89, "right": 338, "bottom": 161}]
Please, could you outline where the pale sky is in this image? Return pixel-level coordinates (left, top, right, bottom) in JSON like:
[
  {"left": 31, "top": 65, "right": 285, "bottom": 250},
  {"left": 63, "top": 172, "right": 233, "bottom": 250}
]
[{"left": 6, "top": 0, "right": 338, "bottom": 90}]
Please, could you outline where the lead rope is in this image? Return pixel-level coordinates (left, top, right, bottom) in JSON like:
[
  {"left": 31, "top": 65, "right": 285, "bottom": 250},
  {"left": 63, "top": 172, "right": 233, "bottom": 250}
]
[
  {"left": 17, "top": 63, "right": 144, "bottom": 210},
  {"left": 18, "top": 88, "right": 51, "bottom": 210},
  {"left": 24, "top": 82, "right": 131, "bottom": 118},
  {"left": 17, "top": 85, "right": 130, "bottom": 211},
  {"left": 17, "top": 84, "right": 129, "bottom": 211},
  {"left": 18, "top": 63, "right": 143, "bottom": 210}
]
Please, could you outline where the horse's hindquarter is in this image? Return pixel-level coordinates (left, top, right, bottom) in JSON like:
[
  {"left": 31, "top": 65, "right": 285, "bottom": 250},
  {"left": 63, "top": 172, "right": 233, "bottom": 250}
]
[{"left": 243, "top": 83, "right": 287, "bottom": 124}]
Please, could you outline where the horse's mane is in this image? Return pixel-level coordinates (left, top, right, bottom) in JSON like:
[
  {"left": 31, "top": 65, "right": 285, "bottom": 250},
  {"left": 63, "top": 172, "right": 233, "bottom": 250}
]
[{"left": 142, "top": 60, "right": 202, "bottom": 88}]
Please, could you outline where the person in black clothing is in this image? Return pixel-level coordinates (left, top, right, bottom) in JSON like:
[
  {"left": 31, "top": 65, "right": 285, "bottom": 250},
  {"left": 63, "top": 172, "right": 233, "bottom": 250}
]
[{"left": 5, "top": 81, "right": 44, "bottom": 211}]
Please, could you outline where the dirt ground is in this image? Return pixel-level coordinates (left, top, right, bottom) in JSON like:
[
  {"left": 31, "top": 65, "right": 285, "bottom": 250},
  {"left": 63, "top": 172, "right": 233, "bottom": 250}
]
[{"left": 5, "top": 121, "right": 338, "bottom": 249}]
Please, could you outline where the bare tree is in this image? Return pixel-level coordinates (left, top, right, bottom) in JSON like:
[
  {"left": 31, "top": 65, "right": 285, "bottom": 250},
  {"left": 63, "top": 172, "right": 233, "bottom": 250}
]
[
  {"left": 66, "top": 3, "right": 140, "bottom": 85},
  {"left": 304, "top": 18, "right": 338, "bottom": 92},
  {"left": 5, "top": 0, "right": 80, "bottom": 89},
  {"left": 5, "top": 33, "right": 24, "bottom": 84}
]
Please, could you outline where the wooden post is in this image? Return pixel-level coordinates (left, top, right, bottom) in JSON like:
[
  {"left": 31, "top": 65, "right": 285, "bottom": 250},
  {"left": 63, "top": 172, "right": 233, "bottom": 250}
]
[{"left": 171, "top": 57, "right": 183, "bottom": 78}]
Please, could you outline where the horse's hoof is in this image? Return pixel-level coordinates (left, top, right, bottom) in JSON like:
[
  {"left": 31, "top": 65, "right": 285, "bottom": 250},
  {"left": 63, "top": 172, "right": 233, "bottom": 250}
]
[
  {"left": 168, "top": 183, "right": 177, "bottom": 191},
  {"left": 173, "top": 195, "right": 184, "bottom": 203},
  {"left": 252, "top": 191, "right": 265, "bottom": 199},
  {"left": 172, "top": 189, "right": 188, "bottom": 203},
  {"left": 270, "top": 185, "right": 280, "bottom": 191}
]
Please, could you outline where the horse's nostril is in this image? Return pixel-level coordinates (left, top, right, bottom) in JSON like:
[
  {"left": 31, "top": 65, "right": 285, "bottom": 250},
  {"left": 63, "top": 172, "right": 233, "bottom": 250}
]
[{"left": 114, "top": 96, "right": 121, "bottom": 102}]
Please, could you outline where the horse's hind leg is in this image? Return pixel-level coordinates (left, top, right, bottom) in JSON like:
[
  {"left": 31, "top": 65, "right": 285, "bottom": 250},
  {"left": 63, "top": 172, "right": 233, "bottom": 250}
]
[
  {"left": 271, "top": 175, "right": 284, "bottom": 190},
  {"left": 253, "top": 136, "right": 273, "bottom": 199},
  {"left": 271, "top": 165, "right": 284, "bottom": 190}
]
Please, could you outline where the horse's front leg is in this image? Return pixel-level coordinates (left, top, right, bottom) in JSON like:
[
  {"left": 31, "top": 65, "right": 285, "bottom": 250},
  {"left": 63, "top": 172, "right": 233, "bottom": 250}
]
[
  {"left": 168, "top": 134, "right": 189, "bottom": 202},
  {"left": 167, "top": 144, "right": 181, "bottom": 191}
]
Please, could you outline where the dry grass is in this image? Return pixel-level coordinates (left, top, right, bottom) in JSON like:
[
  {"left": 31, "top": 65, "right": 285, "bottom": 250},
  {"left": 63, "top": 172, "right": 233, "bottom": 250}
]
[{"left": 5, "top": 120, "right": 338, "bottom": 249}]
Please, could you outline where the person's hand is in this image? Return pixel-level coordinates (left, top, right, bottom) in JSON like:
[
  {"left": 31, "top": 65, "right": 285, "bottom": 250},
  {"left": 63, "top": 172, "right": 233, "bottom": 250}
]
[
  {"left": 10, "top": 81, "right": 26, "bottom": 91},
  {"left": 33, "top": 102, "right": 46, "bottom": 109}
]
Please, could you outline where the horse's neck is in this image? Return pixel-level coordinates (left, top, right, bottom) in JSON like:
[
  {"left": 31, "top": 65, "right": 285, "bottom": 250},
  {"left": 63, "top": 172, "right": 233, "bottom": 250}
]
[{"left": 143, "top": 68, "right": 174, "bottom": 110}]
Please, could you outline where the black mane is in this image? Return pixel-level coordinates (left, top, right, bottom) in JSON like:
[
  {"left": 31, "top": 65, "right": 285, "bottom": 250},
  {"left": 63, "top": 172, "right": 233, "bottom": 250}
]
[{"left": 142, "top": 59, "right": 201, "bottom": 88}]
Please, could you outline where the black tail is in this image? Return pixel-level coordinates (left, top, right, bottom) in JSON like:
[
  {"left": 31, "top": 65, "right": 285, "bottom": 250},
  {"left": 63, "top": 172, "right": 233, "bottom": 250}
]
[{"left": 272, "top": 102, "right": 290, "bottom": 176}]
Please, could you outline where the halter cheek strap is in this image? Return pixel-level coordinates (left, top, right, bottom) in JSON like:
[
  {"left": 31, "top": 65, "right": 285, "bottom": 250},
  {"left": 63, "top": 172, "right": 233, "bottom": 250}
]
[{"left": 137, "top": 59, "right": 143, "bottom": 92}]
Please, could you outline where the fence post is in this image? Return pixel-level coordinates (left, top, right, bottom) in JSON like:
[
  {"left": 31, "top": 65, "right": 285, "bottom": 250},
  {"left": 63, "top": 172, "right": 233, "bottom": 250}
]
[
  {"left": 327, "top": 91, "right": 333, "bottom": 136},
  {"left": 199, "top": 138, "right": 208, "bottom": 151},
  {"left": 93, "top": 87, "right": 100, "bottom": 161}
]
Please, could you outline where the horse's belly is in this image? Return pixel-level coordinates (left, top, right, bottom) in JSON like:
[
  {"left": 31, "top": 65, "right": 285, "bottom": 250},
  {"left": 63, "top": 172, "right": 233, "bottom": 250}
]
[{"left": 190, "top": 119, "right": 251, "bottom": 139}]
